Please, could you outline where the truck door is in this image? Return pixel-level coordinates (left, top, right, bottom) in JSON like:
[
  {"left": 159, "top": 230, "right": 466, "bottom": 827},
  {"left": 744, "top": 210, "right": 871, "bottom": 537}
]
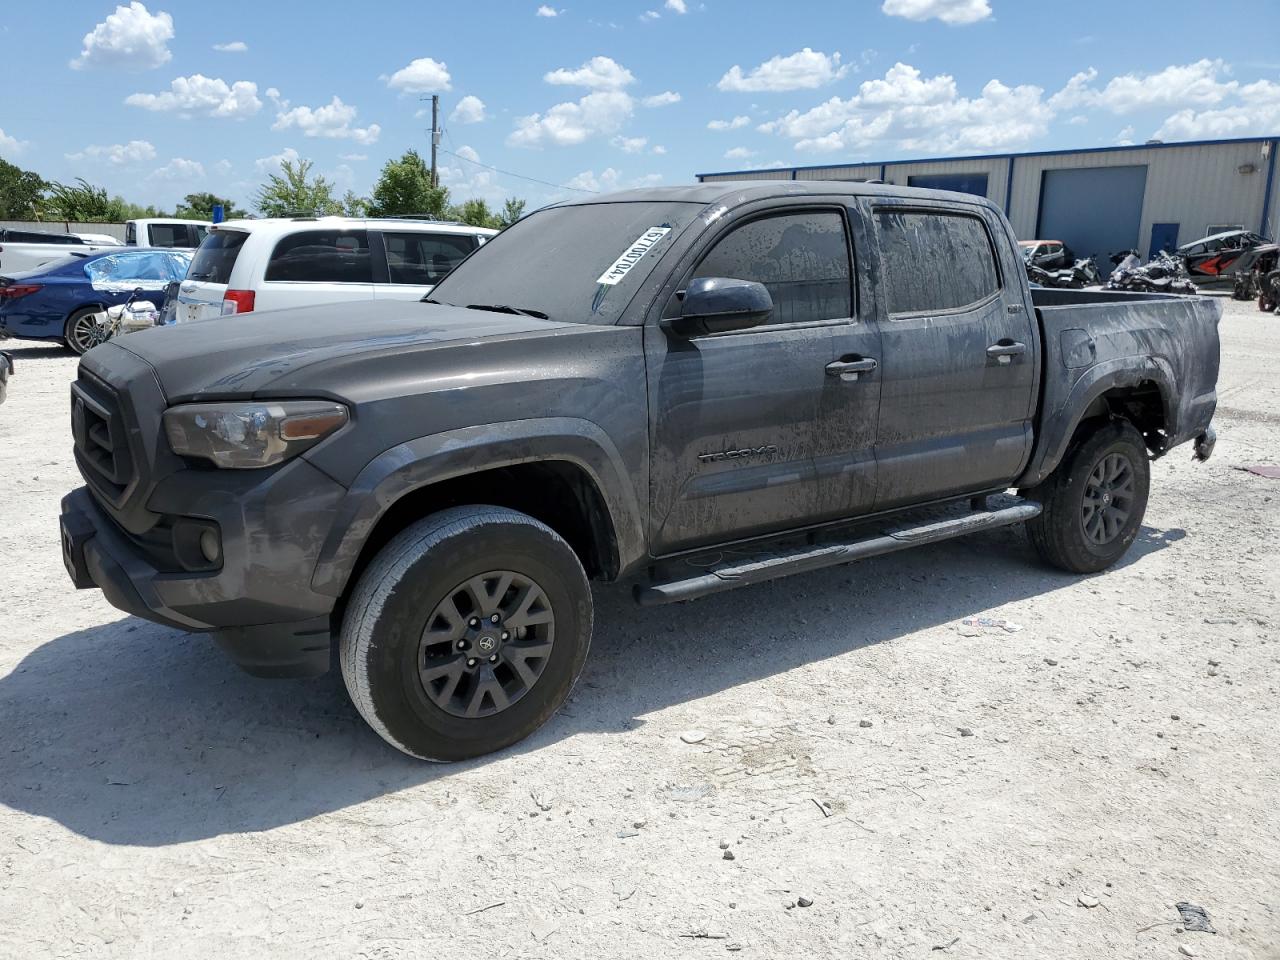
[
  {"left": 867, "top": 202, "right": 1037, "bottom": 510},
  {"left": 644, "top": 204, "right": 860, "bottom": 554}
]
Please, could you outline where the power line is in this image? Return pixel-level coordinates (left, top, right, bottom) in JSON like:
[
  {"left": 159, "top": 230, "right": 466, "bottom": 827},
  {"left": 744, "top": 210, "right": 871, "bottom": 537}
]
[{"left": 437, "top": 146, "right": 598, "bottom": 194}]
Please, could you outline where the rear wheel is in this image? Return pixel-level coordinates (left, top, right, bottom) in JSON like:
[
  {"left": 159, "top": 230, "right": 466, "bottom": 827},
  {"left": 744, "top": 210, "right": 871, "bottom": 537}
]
[
  {"left": 1025, "top": 420, "right": 1150, "bottom": 573},
  {"left": 339, "top": 506, "right": 593, "bottom": 761},
  {"left": 63, "top": 307, "right": 101, "bottom": 355}
]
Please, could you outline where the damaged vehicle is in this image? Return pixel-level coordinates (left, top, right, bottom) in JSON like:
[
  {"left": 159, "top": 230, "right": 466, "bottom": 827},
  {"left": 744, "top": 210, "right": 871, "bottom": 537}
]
[
  {"left": 1108, "top": 250, "right": 1198, "bottom": 295},
  {"left": 1026, "top": 256, "right": 1101, "bottom": 289},
  {"left": 0, "top": 249, "right": 191, "bottom": 354},
  {"left": 58, "top": 182, "right": 1221, "bottom": 761},
  {"left": 1230, "top": 242, "right": 1279, "bottom": 308},
  {"left": 1178, "top": 229, "right": 1270, "bottom": 282}
]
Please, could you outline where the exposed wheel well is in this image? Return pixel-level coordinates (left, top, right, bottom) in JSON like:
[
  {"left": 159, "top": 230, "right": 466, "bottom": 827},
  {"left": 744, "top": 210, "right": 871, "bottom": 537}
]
[
  {"left": 1077, "top": 380, "right": 1168, "bottom": 454},
  {"left": 343, "top": 460, "right": 619, "bottom": 608}
]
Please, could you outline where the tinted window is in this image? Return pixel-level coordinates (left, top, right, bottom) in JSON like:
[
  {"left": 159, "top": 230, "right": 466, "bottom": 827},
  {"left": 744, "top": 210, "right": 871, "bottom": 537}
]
[
  {"left": 188, "top": 230, "right": 247, "bottom": 284},
  {"left": 9, "top": 230, "right": 81, "bottom": 244},
  {"left": 430, "top": 201, "right": 700, "bottom": 323},
  {"left": 265, "top": 230, "right": 373, "bottom": 283},
  {"left": 691, "top": 211, "right": 851, "bottom": 325},
  {"left": 384, "top": 231, "right": 476, "bottom": 285},
  {"left": 125, "top": 223, "right": 137, "bottom": 245},
  {"left": 147, "top": 224, "right": 188, "bottom": 248},
  {"left": 875, "top": 210, "right": 999, "bottom": 315}
]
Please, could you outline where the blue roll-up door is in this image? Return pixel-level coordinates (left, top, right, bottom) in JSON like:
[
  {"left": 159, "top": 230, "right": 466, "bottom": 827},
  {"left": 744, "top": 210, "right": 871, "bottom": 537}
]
[
  {"left": 1036, "top": 165, "right": 1147, "bottom": 267},
  {"left": 907, "top": 173, "right": 989, "bottom": 197}
]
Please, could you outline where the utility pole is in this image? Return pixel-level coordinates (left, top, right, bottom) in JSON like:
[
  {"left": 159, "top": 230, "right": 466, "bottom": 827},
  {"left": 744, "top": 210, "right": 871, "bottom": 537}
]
[{"left": 430, "top": 94, "right": 440, "bottom": 188}]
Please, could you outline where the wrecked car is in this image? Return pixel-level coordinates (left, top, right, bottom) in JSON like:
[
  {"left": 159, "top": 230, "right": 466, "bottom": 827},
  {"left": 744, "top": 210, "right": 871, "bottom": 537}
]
[
  {"left": 1178, "top": 229, "right": 1270, "bottom": 282},
  {"left": 58, "top": 182, "right": 1221, "bottom": 761},
  {"left": 1108, "top": 251, "right": 1198, "bottom": 295},
  {"left": 1230, "top": 242, "right": 1279, "bottom": 306}
]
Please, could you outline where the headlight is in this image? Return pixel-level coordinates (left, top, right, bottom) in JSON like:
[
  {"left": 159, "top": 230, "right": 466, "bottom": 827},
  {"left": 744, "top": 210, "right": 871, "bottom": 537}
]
[{"left": 163, "top": 400, "right": 348, "bottom": 469}]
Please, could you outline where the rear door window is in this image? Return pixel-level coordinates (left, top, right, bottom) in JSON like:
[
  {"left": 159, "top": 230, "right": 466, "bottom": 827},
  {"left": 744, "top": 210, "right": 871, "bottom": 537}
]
[
  {"left": 265, "top": 230, "right": 373, "bottom": 283},
  {"left": 187, "top": 231, "right": 247, "bottom": 284},
  {"left": 383, "top": 231, "right": 477, "bottom": 284},
  {"left": 148, "top": 224, "right": 188, "bottom": 247},
  {"left": 875, "top": 210, "right": 1000, "bottom": 315},
  {"left": 688, "top": 210, "right": 852, "bottom": 325}
]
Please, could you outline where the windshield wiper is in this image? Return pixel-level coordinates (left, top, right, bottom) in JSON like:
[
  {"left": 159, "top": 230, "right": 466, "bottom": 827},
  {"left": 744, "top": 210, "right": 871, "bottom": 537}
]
[{"left": 463, "top": 303, "right": 549, "bottom": 320}]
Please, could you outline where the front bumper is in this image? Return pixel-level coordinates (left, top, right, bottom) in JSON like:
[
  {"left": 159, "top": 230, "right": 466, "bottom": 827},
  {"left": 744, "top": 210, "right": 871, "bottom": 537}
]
[{"left": 60, "top": 482, "right": 341, "bottom": 678}]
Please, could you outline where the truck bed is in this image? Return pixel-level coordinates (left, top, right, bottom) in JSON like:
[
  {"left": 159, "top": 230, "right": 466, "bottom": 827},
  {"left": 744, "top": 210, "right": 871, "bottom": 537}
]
[{"left": 1019, "top": 288, "right": 1221, "bottom": 486}]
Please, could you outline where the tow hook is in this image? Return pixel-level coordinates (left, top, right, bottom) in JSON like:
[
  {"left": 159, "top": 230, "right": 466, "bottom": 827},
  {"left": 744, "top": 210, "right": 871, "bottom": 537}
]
[{"left": 1193, "top": 426, "right": 1216, "bottom": 463}]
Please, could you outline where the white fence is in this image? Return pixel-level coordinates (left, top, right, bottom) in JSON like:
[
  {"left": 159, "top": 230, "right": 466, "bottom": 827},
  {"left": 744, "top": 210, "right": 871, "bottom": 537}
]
[{"left": 0, "top": 220, "right": 128, "bottom": 241}]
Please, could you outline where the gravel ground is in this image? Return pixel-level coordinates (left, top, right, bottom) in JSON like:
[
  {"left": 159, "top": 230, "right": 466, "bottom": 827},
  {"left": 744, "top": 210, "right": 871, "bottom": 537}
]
[{"left": 1, "top": 297, "right": 1277, "bottom": 959}]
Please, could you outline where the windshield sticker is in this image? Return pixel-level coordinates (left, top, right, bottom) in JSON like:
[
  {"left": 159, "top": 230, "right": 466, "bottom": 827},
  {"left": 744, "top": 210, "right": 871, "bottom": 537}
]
[{"left": 592, "top": 224, "right": 672, "bottom": 313}]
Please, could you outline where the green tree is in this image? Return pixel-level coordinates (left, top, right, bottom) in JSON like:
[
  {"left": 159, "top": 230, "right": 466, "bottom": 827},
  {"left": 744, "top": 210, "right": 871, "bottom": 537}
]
[
  {"left": 496, "top": 196, "right": 526, "bottom": 229},
  {"left": 341, "top": 190, "right": 370, "bottom": 217},
  {"left": 0, "top": 158, "right": 47, "bottom": 219},
  {"left": 458, "top": 198, "right": 494, "bottom": 228},
  {"left": 173, "top": 192, "right": 246, "bottom": 220},
  {"left": 43, "top": 178, "right": 118, "bottom": 221},
  {"left": 254, "top": 159, "right": 341, "bottom": 217},
  {"left": 367, "top": 149, "right": 448, "bottom": 218}
]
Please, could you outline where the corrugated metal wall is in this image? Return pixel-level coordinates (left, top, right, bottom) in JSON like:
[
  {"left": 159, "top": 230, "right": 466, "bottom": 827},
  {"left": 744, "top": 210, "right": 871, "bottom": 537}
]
[
  {"left": 1007, "top": 140, "right": 1272, "bottom": 247},
  {"left": 698, "top": 139, "right": 1278, "bottom": 246},
  {"left": 0, "top": 220, "right": 127, "bottom": 241}
]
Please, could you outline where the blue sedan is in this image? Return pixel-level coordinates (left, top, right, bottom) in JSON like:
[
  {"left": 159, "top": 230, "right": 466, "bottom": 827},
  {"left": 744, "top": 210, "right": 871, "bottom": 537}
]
[{"left": 0, "top": 248, "right": 191, "bottom": 354}]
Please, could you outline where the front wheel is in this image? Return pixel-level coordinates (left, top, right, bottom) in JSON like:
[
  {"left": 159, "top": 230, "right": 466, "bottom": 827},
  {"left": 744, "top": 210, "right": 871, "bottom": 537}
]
[
  {"left": 1024, "top": 420, "right": 1151, "bottom": 573},
  {"left": 339, "top": 506, "right": 593, "bottom": 761}
]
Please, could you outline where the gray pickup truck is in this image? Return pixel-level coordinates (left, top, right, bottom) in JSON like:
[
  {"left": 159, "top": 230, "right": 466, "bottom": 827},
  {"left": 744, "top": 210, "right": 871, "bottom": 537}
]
[{"left": 59, "top": 182, "right": 1220, "bottom": 760}]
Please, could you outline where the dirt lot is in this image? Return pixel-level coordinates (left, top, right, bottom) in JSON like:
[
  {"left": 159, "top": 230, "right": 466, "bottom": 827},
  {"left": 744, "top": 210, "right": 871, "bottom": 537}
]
[{"left": 1, "top": 297, "right": 1277, "bottom": 959}]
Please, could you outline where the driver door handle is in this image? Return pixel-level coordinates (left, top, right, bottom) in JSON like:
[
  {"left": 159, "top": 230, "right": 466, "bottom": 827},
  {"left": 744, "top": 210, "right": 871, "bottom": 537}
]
[{"left": 826, "top": 356, "right": 877, "bottom": 381}]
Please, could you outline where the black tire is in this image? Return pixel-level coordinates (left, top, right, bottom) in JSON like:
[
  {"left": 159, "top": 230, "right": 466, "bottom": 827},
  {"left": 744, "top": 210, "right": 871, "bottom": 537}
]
[
  {"left": 64, "top": 307, "right": 101, "bottom": 355},
  {"left": 339, "top": 506, "right": 592, "bottom": 761},
  {"left": 1025, "top": 420, "right": 1150, "bottom": 574}
]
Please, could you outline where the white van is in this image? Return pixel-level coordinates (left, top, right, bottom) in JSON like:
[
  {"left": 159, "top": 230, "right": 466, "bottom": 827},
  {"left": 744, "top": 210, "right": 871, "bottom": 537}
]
[
  {"left": 125, "top": 218, "right": 211, "bottom": 249},
  {"left": 176, "top": 217, "right": 496, "bottom": 320}
]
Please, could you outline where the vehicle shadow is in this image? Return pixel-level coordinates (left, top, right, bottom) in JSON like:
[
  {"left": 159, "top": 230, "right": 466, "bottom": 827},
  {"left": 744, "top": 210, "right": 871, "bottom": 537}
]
[
  {"left": 0, "top": 522, "right": 1184, "bottom": 846},
  {"left": 0, "top": 343, "right": 74, "bottom": 360}
]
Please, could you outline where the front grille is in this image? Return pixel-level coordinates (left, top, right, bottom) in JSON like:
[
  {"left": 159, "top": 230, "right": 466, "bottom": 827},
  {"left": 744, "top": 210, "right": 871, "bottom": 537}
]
[{"left": 71, "top": 375, "right": 134, "bottom": 504}]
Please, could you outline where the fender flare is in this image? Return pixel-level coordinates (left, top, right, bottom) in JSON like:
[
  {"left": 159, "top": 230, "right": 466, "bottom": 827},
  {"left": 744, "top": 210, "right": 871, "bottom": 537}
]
[
  {"left": 309, "top": 417, "right": 646, "bottom": 598},
  {"left": 1018, "top": 356, "right": 1175, "bottom": 488}
]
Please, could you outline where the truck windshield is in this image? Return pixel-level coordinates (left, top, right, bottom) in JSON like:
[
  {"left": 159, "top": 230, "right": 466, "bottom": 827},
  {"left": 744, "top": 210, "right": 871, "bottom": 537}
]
[{"left": 428, "top": 200, "right": 701, "bottom": 323}]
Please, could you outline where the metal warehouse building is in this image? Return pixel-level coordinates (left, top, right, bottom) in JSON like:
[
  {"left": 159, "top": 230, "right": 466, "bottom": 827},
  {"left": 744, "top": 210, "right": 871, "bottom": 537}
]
[{"left": 698, "top": 136, "right": 1279, "bottom": 268}]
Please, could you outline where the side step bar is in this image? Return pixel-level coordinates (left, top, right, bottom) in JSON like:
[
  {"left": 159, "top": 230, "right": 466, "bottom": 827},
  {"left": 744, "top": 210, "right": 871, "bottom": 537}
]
[{"left": 634, "top": 502, "right": 1041, "bottom": 607}]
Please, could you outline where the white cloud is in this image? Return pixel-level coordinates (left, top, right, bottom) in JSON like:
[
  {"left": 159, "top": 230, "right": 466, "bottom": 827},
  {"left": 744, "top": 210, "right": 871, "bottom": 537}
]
[
  {"left": 339, "top": 152, "right": 368, "bottom": 161},
  {"left": 717, "top": 48, "right": 848, "bottom": 93},
  {"left": 212, "top": 40, "right": 247, "bottom": 52},
  {"left": 612, "top": 135, "right": 648, "bottom": 153},
  {"left": 151, "top": 157, "right": 204, "bottom": 180},
  {"left": 456, "top": 145, "right": 481, "bottom": 163},
  {"left": 642, "top": 90, "right": 681, "bottom": 107},
  {"left": 536, "top": 5, "right": 559, "bottom": 15},
  {"left": 1067, "top": 114, "right": 1088, "bottom": 126},
  {"left": 450, "top": 95, "right": 487, "bottom": 123},
  {"left": 1155, "top": 79, "right": 1280, "bottom": 140},
  {"left": 708, "top": 115, "right": 751, "bottom": 130},
  {"left": 508, "top": 90, "right": 634, "bottom": 147},
  {"left": 0, "top": 127, "right": 29, "bottom": 155},
  {"left": 725, "top": 147, "right": 755, "bottom": 160},
  {"left": 1116, "top": 125, "right": 1135, "bottom": 146},
  {"left": 273, "top": 96, "right": 381, "bottom": 144},
  {"left": 254, "top": 146, "right": 300, "bottom": 175},
  {"left": 759, "top": 62, "right": 1053, "bottom": 154},
  {"left": 214, "top": 159, "right": 233, "bottom": 174},
  {"left": 881, "top": 0, "right": 991, "bottom": 25},
  {"left": 564, "top": 168, "right": 662, "bottom": 193},
  {"left": 641, "top": 10, "right": 661, "bottom": 20},
  {"left": 66, "top": 140, "right": 157, "bottom": 166},
  {"left": 1050, "top": 60, "right": 1239, "bottom": 115},
  {"left": 385, "top": 57, "right": 452, "bottom": 93},
  {"left": 71, "top": 2, "right": 173, "bottom": 71},
  {"left": 652, "top": 144, "right": 667, "bottom": 154},
  {"left": 544, "top": 56, "right": 635, "bottom": 90},
  {"left": 125, "top": 74, "right": 262, "bottom": 118},
  {"left": 665, "top": 0, "right": 688, "bottom": 11}
]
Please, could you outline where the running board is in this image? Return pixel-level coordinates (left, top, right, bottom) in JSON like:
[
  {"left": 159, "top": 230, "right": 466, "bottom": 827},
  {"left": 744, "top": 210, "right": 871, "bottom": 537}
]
[{"left": 634, "top": 502, "right": 1041, "bottom": 606}]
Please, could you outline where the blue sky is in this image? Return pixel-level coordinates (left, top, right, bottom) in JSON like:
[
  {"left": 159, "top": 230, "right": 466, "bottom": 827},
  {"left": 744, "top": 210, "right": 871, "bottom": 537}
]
[{"left": 1, "top": 0, "right": 1278, "bottom": 212}]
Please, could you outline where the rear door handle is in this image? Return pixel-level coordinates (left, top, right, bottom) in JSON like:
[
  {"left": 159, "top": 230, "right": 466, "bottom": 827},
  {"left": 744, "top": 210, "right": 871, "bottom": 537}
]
[
  {"left": 987, "top": 340, "right": 1027, "bottom": 364},
  {"left": 826, "top": 357, "right": 877, "bottom": 381}
]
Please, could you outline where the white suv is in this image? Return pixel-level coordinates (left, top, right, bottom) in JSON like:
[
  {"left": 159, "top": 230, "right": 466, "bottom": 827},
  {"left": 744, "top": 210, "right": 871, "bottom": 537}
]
[{"left": 176, "top": 217, "right": 497, "bottom": 321}]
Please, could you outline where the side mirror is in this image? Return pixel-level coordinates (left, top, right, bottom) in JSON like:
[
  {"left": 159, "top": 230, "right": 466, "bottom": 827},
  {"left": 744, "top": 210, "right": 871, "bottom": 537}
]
[{"left": 665, "top": 276, "right": 772, "bottom": 338}]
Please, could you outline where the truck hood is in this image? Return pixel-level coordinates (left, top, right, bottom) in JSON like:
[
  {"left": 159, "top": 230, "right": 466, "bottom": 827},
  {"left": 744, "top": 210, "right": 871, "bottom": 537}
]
[{"left": 109, "top": 299, "right": 573, "bottom": 400}]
